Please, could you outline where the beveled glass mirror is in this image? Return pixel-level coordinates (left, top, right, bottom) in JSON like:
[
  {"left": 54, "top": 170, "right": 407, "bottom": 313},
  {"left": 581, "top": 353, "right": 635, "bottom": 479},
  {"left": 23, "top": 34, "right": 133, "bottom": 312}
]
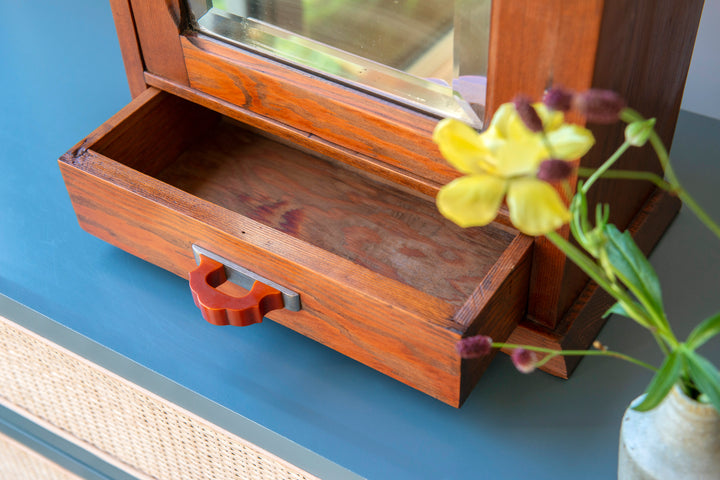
[{"left": 188, "top": 0, "right": 490, "bottom": 127}]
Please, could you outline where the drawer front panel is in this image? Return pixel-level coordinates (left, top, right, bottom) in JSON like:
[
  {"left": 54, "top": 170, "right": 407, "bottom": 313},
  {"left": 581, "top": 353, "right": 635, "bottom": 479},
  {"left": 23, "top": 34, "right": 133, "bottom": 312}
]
[{"left": 59, "top": 152, "right": 468, "bottom": 406}]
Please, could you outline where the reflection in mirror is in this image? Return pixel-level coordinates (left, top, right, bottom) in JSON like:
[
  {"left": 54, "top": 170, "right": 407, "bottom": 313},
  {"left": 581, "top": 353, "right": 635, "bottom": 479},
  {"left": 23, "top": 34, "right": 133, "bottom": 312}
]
[{"left": 188, "top": 0, "right": 490, "bottom": 127}]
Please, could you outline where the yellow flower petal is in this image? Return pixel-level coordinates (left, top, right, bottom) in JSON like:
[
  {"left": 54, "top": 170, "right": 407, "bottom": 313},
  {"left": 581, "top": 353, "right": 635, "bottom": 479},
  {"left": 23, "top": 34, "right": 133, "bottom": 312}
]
[
  {"left": 491, "top": 102, "right": 565, "bottom": 138},
  {"left": 433, "top": 118, "right": 495, "bottom": 174},
  {"left": 488, "top": 103, "right": 517, "bottom": 137},
  {"left": 477, "top": 125, "right": 506, "bottom": 159},
  {"left": 494, "top": 137, "right": 547, "bottom": 177},
  {"left": 534, "top": 103, "right": 565, "bottom": 131},
  {"left": 507, "top": 178, "right": 571, "bottom": 236},
  {"left": 492, "top": 103, "right": 536, "bottom": 141},
  {"left": 545, "top": 124, "right": 595, "bottom": 160},
  {"left": 436, "top": 175, "right": 507, "bottom": 228}
]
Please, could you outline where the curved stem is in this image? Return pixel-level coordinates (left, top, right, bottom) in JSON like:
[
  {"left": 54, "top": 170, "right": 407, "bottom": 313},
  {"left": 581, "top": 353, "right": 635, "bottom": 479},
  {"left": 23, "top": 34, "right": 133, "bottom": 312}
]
[
  {"left": 622, "top": 109, "right": 720, "bottom": 240},
  {"left": 576, "top": 167, "right": 675, "bottom": 192},
  {"left": 581, "top": 141, "right": 632, "bottom": 194},
  {"left": 493, "top": 342, "right": 658, "bottom": 372},
  {"left": 651, "top": 330, "right": 671, "bottom": 356},
  {"left": 547, "top": 231, "right": 679, "bottom": 350},
  {"left": 545, "top": 231, "right": 653, "bottom": 330},
  {"left": 678, "top": 188, "right": 720, "bottom": 240},
  {"left": 650, "top": 130, "right": 720, "bottom": 238}
]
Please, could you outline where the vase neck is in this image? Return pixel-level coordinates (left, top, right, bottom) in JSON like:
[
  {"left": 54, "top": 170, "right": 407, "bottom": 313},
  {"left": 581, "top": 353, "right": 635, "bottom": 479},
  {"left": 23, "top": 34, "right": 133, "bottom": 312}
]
[{"left": 655, "top": 386, "right": 720, "bottom": 449}]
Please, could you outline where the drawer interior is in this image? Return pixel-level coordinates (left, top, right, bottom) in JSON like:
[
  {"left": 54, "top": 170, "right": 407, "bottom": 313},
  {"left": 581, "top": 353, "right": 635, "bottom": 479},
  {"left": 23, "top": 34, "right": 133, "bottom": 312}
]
[
  {"left": 88, "top": 92, "right": 516, "bottom": 309},
  {"left": 61, "top": 88, "right": 534, "bottom": 407}
]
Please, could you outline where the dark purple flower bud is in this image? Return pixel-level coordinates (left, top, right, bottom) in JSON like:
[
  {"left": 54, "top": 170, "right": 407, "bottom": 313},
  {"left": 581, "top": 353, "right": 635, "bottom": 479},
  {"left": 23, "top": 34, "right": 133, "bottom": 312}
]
[
  {"left": 537, "top": 159, "right": 575, "bottom": 183},
  {"left": 456, "top": 335, "right": 493, "bottom": 358},
  {"left": 511, "top": 348, "right": 538, "bottom": 374},
  {"left": 573, "top": 89, "right": 626, "bottom": 124},
  {"left": 543, "top": 87, "right": 574, "bottom": 112},
  {"left": 514, "top": 95, "right": 544, "bottom": 133}
]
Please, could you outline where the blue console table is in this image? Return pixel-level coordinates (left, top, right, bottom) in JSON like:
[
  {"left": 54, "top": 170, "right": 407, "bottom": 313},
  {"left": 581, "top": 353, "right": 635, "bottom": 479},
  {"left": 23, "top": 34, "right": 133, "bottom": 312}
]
[{"left": 1, "top": 2, "right": 719, "bottom": 479}]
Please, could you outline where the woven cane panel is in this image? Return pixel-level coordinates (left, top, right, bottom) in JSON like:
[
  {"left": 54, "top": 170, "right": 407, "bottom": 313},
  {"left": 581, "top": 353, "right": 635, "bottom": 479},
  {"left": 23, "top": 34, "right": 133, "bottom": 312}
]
[
  {"left": 0, "top": 315, "right": 321, "bottom": 480},
  {"left": 0, "top": 430, "right": 84, "bottom": 480}
]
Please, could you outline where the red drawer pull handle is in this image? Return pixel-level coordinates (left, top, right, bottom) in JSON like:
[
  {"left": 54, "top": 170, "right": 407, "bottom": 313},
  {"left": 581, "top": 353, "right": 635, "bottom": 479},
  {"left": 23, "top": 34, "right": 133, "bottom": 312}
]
[{"left": 189, "top": 254, "right": 285, "bottom": 327}]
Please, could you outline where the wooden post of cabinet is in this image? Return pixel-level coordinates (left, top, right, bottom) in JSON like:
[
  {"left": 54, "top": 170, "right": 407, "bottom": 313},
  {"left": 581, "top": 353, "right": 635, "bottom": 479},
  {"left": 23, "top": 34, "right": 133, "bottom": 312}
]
[
  {"left": 486, "top": 0, "right": 703, "bottom": 331},
  {"left": 109, "top": 0, "right": 147, "bottom": 97}
]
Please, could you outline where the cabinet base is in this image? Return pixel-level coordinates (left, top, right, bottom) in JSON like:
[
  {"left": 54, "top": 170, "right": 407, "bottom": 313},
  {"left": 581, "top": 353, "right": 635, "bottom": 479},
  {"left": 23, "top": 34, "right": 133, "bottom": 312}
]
[{"left": 505, "top": 187, "right": 681, "bottom": 378}]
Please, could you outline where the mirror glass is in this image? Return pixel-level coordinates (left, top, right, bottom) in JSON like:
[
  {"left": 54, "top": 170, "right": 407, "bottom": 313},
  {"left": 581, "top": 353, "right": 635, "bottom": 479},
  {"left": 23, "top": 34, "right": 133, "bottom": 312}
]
[{"left": 188, "top": 0, "right": 490, "bottom": 126}]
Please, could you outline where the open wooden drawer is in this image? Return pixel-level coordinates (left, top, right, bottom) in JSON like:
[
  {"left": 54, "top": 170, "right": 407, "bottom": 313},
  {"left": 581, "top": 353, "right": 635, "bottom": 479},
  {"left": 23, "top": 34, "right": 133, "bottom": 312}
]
[{"left": 59, "top": 87, "right": 534, "bottom": 407}]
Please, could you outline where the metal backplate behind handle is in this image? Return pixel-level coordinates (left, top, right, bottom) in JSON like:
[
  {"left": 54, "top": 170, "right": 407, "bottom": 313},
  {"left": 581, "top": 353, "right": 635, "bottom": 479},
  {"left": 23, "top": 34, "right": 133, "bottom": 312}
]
[{"left": 192, "top": 245, "right": 301, "bottom": 311}]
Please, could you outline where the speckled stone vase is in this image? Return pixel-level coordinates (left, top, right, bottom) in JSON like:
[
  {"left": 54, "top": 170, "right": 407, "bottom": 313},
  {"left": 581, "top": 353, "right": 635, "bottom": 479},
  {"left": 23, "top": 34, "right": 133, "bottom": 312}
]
[{"left": 618, "top": 385, "right": 720, "bottom": 479}]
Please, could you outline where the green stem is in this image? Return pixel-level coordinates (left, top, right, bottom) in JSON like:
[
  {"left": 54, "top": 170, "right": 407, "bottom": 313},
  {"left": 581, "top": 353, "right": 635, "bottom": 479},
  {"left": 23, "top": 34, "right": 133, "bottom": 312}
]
[
  {"left": 622, "top": 109, "right": 720, "bottom": 240},
  {"left": 677, "top": 187, "right": 720, "bottom": 239},
  {"left": 547, "top": 231, "right": 679, "bottom": 349},
  {"left": 576, "top": 167, "right": 675, "bottom": 192},
  {"left": 647, "top": 122, "right": 720, "bottom": 238},
  {"left": 649, "top": 129, "right": 720, "bottom": 239},
  {"left": 545, "top": 231, "right": 654, "bottom": 331},
  {"left": 493, "top": 342, "right": 658, "bottom": 372},
  {"left": 581, "top": 141, "right": 632, "bottom": 194},
  {"left": 651, "top": 330, "right": 671, "bottom": 356}
]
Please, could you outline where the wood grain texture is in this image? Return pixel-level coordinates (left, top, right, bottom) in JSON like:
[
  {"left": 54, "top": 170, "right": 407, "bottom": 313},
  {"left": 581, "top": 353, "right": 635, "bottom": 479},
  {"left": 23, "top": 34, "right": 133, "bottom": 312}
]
[
  {"left": 181, "top": 34, "right": 461, "bottom": 190},
  {"left": 554, "top": 0, "right": 705, "bottom": 320},
  {"left": 454, "top": 234, "right": 532, "bottom": 327},
  {"left": 486, "top": 0, "right": 703, "bottom": 328},
  {"left": 157, "top": 118, "right": 514, "bottom": 307},
  {"left": 109, "top": 0, "right": 146, "bottom": 97},
  {"left": 111, "top": 0, "right": 701, "bottom": 336},
  {"left": 59, "top": 151, "right": 464, "bottom": 405},
  {"left": 127, "top": 0, "right": 189, "bottom": 85},
  {"left": 87, "top": 88, "right": 219, "bottom": 176},
  {"left": 57, "top": 91, "right": 532, "bottom": 407},
  {"left": 144, "top": 71, "right": 451, "bottom": 200},
  {"left": 486, "top": 0, "right": 604, "bottom": 329},
  {"left": 486, "top": 0, "right": 603, "bottom": 327},
  {"left": 458, "top": 234, "right": 533, "bottom": 404},
  {"left": 485, "top": 0, "right": 605, "bottom": 115}
]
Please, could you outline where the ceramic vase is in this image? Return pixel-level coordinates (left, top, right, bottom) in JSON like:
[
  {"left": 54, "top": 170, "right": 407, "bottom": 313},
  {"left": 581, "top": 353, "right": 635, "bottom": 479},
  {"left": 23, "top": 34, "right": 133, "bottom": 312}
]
[{"left": 618, "top": 385, "right": 720, "bottom": 479}]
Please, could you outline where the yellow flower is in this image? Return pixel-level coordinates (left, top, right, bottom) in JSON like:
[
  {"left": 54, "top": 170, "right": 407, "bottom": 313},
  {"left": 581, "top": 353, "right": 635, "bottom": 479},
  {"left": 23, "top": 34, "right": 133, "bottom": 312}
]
[{"left": 434, "top": 102, "right": 595, "bottom": 236}]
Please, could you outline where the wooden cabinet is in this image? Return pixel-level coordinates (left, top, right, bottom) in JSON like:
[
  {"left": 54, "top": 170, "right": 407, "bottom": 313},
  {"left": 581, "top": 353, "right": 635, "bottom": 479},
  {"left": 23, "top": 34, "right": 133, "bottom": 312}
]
[{"left": 59, "top": 0, "right": 703, "bottom": 406}]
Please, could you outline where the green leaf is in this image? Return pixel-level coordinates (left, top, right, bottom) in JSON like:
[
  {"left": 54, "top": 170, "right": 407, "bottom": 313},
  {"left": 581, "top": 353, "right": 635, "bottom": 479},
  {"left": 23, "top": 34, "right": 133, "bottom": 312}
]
[
  {"left": 603, "top": 225, "right": 665, "bottom": 324},
  {"left": 684, "top": 351, "right": 720, "bottom": 413},
  {"left": 603, "top": 301, "right": 629, "bottom": 319},
  {"left": 602, "top": 299, "right": 657, "bottom": 331},
  {"left": 632, "top": 351, "right": 682, "bottom": 412},
  {"left": 569, "top": 190, "right": 590, "bottom": 249},
  {"left": 686, "top": 312, "right": 720, "bottom": 351}
]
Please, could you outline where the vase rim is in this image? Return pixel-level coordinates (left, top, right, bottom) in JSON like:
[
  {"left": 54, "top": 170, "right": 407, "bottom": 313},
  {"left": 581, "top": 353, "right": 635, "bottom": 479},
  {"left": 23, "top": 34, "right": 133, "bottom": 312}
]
[{"left": 670, "top": 383, "right": 719, "bottom": 418}]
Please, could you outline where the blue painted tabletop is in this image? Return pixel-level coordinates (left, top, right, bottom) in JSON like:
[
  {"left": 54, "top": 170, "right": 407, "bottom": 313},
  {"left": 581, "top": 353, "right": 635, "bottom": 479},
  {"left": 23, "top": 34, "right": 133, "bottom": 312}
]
[{"left": 1, "top": 2, "right": 719, "bottom": 479}]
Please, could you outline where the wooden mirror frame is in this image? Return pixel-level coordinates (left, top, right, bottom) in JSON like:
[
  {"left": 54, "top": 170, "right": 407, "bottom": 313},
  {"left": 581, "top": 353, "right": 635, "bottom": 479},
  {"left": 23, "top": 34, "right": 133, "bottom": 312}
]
[{"left": 108, "top": 0, "right": 703, "bottom": 377}]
